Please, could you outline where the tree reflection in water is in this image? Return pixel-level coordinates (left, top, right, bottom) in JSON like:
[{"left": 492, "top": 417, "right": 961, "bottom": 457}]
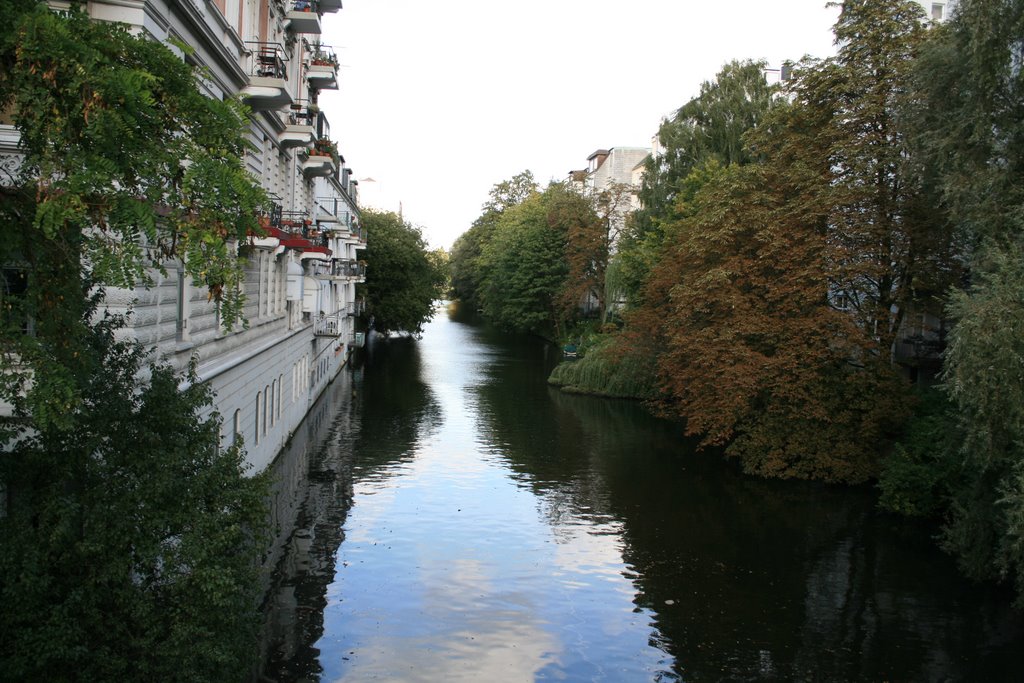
[{"left": 258, "top": 305, "right": 1024, "bottom": 681}]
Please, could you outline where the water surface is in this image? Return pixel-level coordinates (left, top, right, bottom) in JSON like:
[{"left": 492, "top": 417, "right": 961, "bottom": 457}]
[{"left": 261, "top": 303, "right": 1024, "bottom": 681}]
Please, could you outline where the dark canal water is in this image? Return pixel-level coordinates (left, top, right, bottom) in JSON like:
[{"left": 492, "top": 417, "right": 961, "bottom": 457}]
[{"left": 259, "top": 302, "right": 1024, "bottom": 682}]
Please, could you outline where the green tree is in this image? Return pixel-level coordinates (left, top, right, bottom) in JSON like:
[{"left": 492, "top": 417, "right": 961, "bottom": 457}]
[
  {"left": 450, "top": 171, "right": 538, "bottom": 309},
  {"left": 631, "top": 0, "right": 942, "bottom": 482},
  {"left": 479, "top": 184, "right": 575, "bottom": 338},
  {"left": 360, "top": 209, "right": 447, "bottom": 335},
  {"left": 0, "top": 303, "right": 269, "bottom": 681},
  {"left": 618, "top": 60, "right": 778, "bottom": 305},
  {"left": 1, "top": 5, "right": 271, "bottom": 678},
  {"left": 0, "top": 5, "right": 266, "bottom": 430},
  {"left": 876, "top": 0, "right": 1024, "bottom": 604}
]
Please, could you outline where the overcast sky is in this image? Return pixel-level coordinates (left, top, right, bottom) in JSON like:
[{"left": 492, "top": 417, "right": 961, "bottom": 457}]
[{"left": 318, "top": 0, "right": 841, "bottom": 250}]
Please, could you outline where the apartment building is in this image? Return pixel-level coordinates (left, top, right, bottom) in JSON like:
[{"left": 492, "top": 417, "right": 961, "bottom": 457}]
[{"left": 0, "top": 0, "right": 366, "bottom": 473}]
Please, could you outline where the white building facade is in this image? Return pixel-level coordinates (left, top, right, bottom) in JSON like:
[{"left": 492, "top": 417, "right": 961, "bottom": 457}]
[{"left": 0, "top": 0, "right": 366, "bottom": 473}]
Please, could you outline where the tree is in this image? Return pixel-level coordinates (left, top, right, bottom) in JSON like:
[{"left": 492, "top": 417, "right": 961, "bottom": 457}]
[
  {"left": 617, "top": 60, "right": 778, "bottom": 307},
  {"left": 560, "top": 182, "right": 629, "bottom": 323},
  {"left": 0, "top": 303, "right": 269, "bottom": 681},
  {"left": 479, "top": 184, "right": 574, "bottom": 338},
  {"left": 450, "top": 171, "right": 538, "bottom": 309},
  {"left": 650, "top": 150, "right": 908, "bottom": 482},
  {"left": 805, "top": 0, "right": 950, "bottom": 355},
  {"left": 450, "top": 212, "right": 499, "bottom": 309},
  {"left": 901, "top": 0, "right": 1024, "bottom": 605},
  {"left": 0, "top": 5, "right": 266, "bottom": 430},
  {"left": 481, "top": 169, "right": 538, "bottom": 214},
  {"left": 360, "top": 209, "right": 447, "bottom": 335},
  {"left": 1, "top": 5, "right": 271, "bottom": 678},
  {"left": 630, "top": 0, "right": 942, "bottom": 482}
]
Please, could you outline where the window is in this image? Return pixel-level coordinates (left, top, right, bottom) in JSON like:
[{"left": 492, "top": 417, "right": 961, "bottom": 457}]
[
  {"left": 931, "top": 2, "right": 944, "bottom": 20},
  {"left": 233, "top": 409, "right": 241, "bottom": 446},
  {"left": 175, "top": 268, "right": 190, "bottom": 341},
  {"left": 270, "top": 380, "right": 277, "bottom": 427},
  {"left": 255, "top": 392, "right": 262, "bottom": 445},
  {"left": 263, "top": 384, "right": 270, "bottom": 435}
]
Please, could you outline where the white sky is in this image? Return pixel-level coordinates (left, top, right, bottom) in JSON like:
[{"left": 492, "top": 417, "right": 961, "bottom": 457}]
[{"left": 317, "top": 0, "right": 841, "bottom": 250}]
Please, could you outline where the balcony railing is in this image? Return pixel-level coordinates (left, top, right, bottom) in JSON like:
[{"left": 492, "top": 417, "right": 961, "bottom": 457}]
[
  {"left": 287, "top": 0, "right": 322, "bottom": 35},
  {"left": 313, "top": 311, "right": 343, "bottom": 337},
  {"left": 287, "top": 101, "right": 318, "bottom": 126},
  {"left": 316, "top": 197, "right": 358, "bottom": 229},
  {"left": 243, "top": 42, "right": 292, "bottom": 111},
  {"left": 305, "top": 43, "right": 339, "bottom": 90},
  {"left": 331, "top": 259, "right": 366, "bottom": 279},
  {"left": 246, "top": 41, "right": 287, "bottom": 79},
  {"left": 279, "top": 102, "right": 317, "bottom": 150},
  {"left": 348, "top": 297, "right": 366, "bottom": 317},
  {"left": 894, "top": 335, "right": 943, "bottom": 364}
]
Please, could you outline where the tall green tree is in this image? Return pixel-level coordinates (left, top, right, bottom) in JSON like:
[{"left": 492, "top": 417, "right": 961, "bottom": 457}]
[
  {"left": 0, "top": 306, "right": 269, "bottom": 681},
  {"left": 897, "top": 0, "right": 1024, "bottom": 605},
  {"left": 555, "top": 62, "right": 780, "bottom": 400},
  {"left": 0, "top": 5, "right": 266, "bottom": 430},
  {"left": 616, "top": 60, "right": 778, "bottom": 307},
  {"left": 632, "top": 0, "right": 943, "bottom": 482},
  {"left": 360, "top": 209, "right": 447, "bottom": 335},
  {"left": 807, "top": 0, "right": 951, "bottom": 354},
  {"left": 479, "top": 183, "right": 576, "bottom": 338},
  {"left": 450, "top": 171, "right": 538, "bottom": 308},
  {"left": 1, "top": 5, "right": 271, "bottom": 678}
]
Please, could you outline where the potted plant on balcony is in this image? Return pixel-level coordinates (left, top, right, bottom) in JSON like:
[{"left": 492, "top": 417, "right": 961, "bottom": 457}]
[{"left": 309, "top": 49, "right": 338, "bottom": 67}]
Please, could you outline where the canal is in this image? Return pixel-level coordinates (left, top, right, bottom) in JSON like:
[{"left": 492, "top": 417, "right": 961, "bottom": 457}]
[{"left": 260, "top": 302, "right": 1024, "bottom": 681}]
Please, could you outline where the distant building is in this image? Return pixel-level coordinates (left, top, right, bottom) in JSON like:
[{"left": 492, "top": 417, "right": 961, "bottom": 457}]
[
  {"left": 570, "top": 147, "right": 650, "bottom": 202},
  {"left": 918, "top": 0, "right": 957, "bottom": 22}
]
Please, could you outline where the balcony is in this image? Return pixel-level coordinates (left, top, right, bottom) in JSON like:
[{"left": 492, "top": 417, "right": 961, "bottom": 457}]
[
  {"left": 348, "top": 297, "right": 366, "bottom": 317},
  {"left": 301, "top": 139, "right": 339, "bottom": 179},
  {"left": 302, "top": 152, "right": 337, "bottom": 179},
  {"left": 250, "top": 196, "right": 284, "bottom": 247},
  {"left": 242, "top": 42, "right": 292, "bottom": 112},
  {"left": 331, "top": 259, "right": 366, "bottom": 281},
  {"left": 275, "top": 211, "right": 331, "bottom": 259},
  {"left": 306, "top": 44, "right": 339, "bottom": 90},
  {"left": 286, "top": 0, "right": 322, "bottom": 35},
  {"left": 315, "top": 196, "right": 357, "bottom": 232},
  {"left": 278, "top": 103, "right": 317, "bottom": 150},
  {"left": 314, "top": 311, "right": 343, "bottom": 337},
  {"left": 351, "top": 224, "right": 367, "bottom": 249}
]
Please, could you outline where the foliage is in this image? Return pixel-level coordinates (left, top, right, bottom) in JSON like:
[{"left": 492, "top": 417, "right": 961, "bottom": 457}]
[
  {"left": 479, "top": 183, "right": 580, "bottom": 338},
  {"left": 547, "top": 333, "right": 660, "bottom": 400},
  {"left": 941, "top": 243, "right": 1024, "bottom": 605},
  {"left": 450, "top": 171, "right": 538, "bottom": 308},
  {"left": 0, "top": 304, "right": 270, "bottom": 681},
  {"left": 591, "top": 59, "right": 782, "bottom": 408},
  {"left": 360, "top": 209, "right": 447, "bottom": 335},
  {"left": 648, "top": 151, "right": 908, "bottom": 483},
  {"left": 449, "top": 212, "right": 500, "bottom": 308},
  {"left": 806, "top": 0, "right": 953, "bottom": 354},
  {"left": 883, "top": 0, "right": 1024, "bottom": 606},
  {"left": 0, "top": 5, "right": 266, "bottom": 431},
  {"left": 481, "top": 169, "right": 538, "bottom": 214},
  {"left": 618, "top": 60, "right": 778, "bottom": 305},
  {"left": 560, "top": 182, "right": 627, "bottom": 323},
  {"left": 0, "top": 7, "right": 273, "bottom": 677},
  {"left": 877, "top": 389, "right": 961, "bottom": 518}
]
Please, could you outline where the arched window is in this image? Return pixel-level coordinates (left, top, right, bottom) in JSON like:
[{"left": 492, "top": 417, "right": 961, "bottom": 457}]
[
  {"left": 270, "top": 379, "right": 277, "bottom": 427},
  {"left": 255, "top": 392, "right": 261, "bottom": 445}
]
